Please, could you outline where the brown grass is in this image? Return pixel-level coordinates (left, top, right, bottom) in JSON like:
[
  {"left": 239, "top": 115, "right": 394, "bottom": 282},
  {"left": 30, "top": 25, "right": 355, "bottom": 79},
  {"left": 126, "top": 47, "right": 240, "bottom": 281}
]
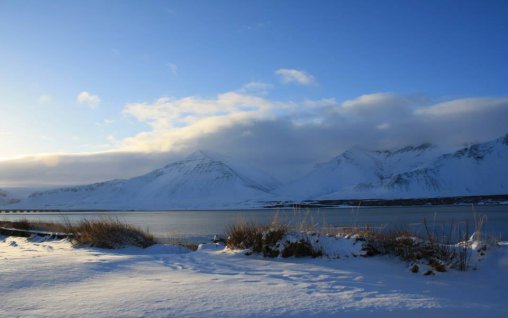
[
  {"left": 0, "top": 218, "right": 155, "bottom": 249},
  {"left": 70, "top": 219, "right": 155, "bottom": 249},
  {"left": 226, "top": 222, "right": 268, "bottom": 252},
  {"left": 226, "top": 221, "right": 325, "bottom": 258},
  {"left": 281, "top": 240, "right": 322, "bottom": 258},
  {"left": 226, "top": 221, "right": 289, "bottom": 257},
  {"left": 358, "top": 222, "right": 477, "bottom": 272},
  {"left": 0, "top": 219, "right": 68, "bottom": 232}
]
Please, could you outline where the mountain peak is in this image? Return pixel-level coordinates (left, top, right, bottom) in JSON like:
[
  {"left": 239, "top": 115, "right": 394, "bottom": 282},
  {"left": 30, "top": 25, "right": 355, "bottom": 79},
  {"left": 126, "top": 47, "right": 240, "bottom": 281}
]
[
  {"left": 500, "top": 133, "right": 508, "bottom": 146},
  {"left": 392, "top": 142, "right": 434, "bottom": 154},
  {"left": 185, "top": 150, "right": 215, "bottom": 161}
]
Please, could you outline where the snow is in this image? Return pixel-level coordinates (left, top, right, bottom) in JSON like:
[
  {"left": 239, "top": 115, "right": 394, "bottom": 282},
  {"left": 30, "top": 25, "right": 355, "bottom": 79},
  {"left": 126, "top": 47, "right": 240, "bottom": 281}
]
[
  {"left": 12, "top": 151, "right": 280, "bottom": 210},
  {"left": 276, "top": 143, "right": 442, "bottom": 200},
  {"left": 277, "top": 134, "right": 508, "bottom": 200},
  {"left": 1, "top": 235, "right": 507, "bottom": 317},
  {"left": 2, "top": 133, "right": 508, "bottom": 210},
  {"left": 0, "top": 189, "right": 19, "bottom": 206}
]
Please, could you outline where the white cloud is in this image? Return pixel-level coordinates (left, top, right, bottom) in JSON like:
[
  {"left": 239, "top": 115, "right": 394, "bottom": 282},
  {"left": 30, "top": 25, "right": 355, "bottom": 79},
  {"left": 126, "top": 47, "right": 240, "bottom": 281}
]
[
  {"left": 1, "top": 88, "right": 507, "bottom": 186},
  {"left": 38, "top": 94, "right": 53, "bottom": 104},
  {"left": 246, "top": 22, "right": 265, "bottom": 31},
  {"left": 238, "top": 81, "right": 273, "bottom": 96},
  {"left": 415, "top": 97, "right": 508, "bottom": 116},
  {"left": 167, "top": 63, "right": 178, "bottom": 76},
  {"left": 118, "top": 90, "right": 508, "bottom": 178},
  {"left": 0, "top": 130, "right": 12, "bottom": 137},
  {"left": 77, "top": 91, "right": 101, "bottom": 108},
  {"left": 120, "top": 92, "right": 298, "bottom": 152},
  {"left": 275, "top": 68, "right": 316, "bottom": 86},
  {"left": 98, "top": 119, "right": 115, "bottom": 126}
]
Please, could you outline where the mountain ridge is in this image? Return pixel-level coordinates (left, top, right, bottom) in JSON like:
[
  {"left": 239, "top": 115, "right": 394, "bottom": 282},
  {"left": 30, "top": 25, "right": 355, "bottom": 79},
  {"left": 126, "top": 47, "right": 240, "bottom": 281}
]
[{"left": 3, "top": 134, "right": 508, "bottom": 209}]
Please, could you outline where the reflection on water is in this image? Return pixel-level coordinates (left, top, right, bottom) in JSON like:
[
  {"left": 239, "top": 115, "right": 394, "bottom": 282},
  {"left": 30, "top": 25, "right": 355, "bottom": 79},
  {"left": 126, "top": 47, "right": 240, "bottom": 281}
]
[{"left": 1, "top": 205, "right": 507, "bottom": 243}]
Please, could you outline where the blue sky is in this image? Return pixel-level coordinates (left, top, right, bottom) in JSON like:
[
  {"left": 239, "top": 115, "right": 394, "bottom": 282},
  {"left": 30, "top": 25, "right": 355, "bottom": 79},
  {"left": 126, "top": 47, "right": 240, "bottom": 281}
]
[{"left": 1, "top": 0, "right": 508, "bottom": 185}]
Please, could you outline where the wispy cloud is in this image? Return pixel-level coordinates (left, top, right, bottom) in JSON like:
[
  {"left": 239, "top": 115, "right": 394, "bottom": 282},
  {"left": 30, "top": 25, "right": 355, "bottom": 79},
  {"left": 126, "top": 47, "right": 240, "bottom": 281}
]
[
  {"left": 246, "top": 22, "right": 266, "bottom": 31},
  {"left": 120, "top": 91, "right": 299, "bottom": 152},
  {"left": 2, "top": 87, "right": 507, "bottom": 186},
  {"left": 38, "top": 94, "right": 53, "bottom": 104},
  {"left": 238, "top": 81, "right": 273, "bottom": 96},
  {"left": 275, "top": 68, "right": 316, "bottom": 86},
  {"left": 167, "top": 63, "right": 178, "bottom": 76},
  {"left": 118, "top": 89, "right": 508, "bottom": 176},
  {"left": 77, "top": 91, "right": 101, "bottom": 108}
]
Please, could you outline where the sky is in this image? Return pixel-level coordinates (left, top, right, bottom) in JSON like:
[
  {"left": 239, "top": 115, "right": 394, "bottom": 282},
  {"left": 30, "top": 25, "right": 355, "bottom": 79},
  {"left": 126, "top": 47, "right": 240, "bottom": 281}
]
[{"left": 1, "top": 0, "right": 508, "bottom": 187}]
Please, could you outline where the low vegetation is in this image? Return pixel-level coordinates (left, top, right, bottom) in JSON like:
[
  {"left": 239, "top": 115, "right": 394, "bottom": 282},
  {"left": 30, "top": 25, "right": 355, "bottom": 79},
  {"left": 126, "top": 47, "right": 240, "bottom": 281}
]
[
  {"left": 226, "top": 221, "right": 323, "bottom": 258},
  {"left": 2, "top": 209, "right": 496, "bottom": 273},
  {"left": 70, "top": 219, "right": 155, "bottom": 249},
  {"left": 0, "top": 218, "right": 155, "bottom": 249},
  {"left": 0, "top": 219, "right": 68, "bottom": 232},
  {"left": 225, "top": 210, "right": 494, "bottom": 273}
]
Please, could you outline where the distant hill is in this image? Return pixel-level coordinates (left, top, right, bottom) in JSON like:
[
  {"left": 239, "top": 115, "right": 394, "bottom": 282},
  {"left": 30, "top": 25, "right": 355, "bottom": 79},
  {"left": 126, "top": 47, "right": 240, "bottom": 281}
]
[
  {"left": 0, "top": 190, "right": 19, "bottom": 206},
  {"left": 14, "top": 151, "right": 280, "bottom": 210},
  {"left": 4, "top": 134, "right": 508, "bottom": 210},
  {"left": 276, "top": 134, "right": 508, "bottom": 200}
]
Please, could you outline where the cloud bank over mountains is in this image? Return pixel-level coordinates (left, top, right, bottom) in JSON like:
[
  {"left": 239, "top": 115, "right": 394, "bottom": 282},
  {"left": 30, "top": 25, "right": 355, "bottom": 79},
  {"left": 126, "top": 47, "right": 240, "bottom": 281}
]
[{"left": 1, "top": 87, "right": 507, "bottom": 187}]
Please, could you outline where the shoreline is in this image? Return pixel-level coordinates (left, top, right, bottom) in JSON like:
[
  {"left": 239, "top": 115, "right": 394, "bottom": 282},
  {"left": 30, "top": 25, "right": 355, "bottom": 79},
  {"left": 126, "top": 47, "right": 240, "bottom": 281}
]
[{"left": 1, "top": 194, "right": 507, "bottom": 213}]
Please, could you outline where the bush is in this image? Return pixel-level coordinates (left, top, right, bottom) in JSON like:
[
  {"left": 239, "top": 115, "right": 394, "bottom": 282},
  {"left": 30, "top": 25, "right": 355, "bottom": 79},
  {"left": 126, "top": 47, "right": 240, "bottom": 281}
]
[
  {"left": 8, "top": 219, "right": 31, "bottom": 230},
  {"left": 281, "top": 240, "right": 322, "bottom": 258},
  {"left": 227, "top": 221, "right": 326, "bottom": 258},
  {"left": 226, "top": 222, "right": 290, "bottom": 257},
  {"left": 226, "top": 222, "right": 266, "bottom": 252},
  {"left": 1, "top": 218, "right": 161, "bottom": 249},
  {"left": 0, "top": 219, "right": 68, "bottom": 232},
  {"left": 70, "top": 219, "right": 155, "bottom": 249}
]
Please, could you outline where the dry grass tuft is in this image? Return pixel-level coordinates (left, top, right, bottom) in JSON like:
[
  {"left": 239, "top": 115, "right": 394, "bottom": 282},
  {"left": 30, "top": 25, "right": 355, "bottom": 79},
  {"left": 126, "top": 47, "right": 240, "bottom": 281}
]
[
  {"left": 226, "top": 221, "right": 289, "bottom": 257},
  {"left": 2, "top": 219, "right": 31, "bottom": 230},
  {"left": 226, "top": 222, "right": 266, "bottom": 252},
  {"left": 70, "top": 219, "right": 155, "bottom": 249},
  {"left": 281, "top": 240, "right": 322, "bottom": 258},
  {"left": 0, "top": 219, "right": 68, "bottom": 232},
  {"left": 1, "top": 218, "right": 155, "bottom": 249}
]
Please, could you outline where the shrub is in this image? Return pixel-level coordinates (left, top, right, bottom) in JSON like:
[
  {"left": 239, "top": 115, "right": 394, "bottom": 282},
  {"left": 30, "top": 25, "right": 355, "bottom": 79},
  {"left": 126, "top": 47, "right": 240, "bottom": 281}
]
[
  {"left": 226, "top": 222, "right": 266, "bottom": 252},
  {"left": 281, "top": 240, "right": 322, "bottom": 258},
  {"left": 227, "top": 221, "right": 326, "bottom": 258},
  {"left": 70, "top": 219, "right": 155, "bottom": 249},
  {"left": 8, "top": 219, "right": 31, "bottom": 230},
  {"left": 0, "top": 219, "right": 68, "bottom": 232},
  {"left": 226, "top": 222, "right": 290, "bottom": 257}
]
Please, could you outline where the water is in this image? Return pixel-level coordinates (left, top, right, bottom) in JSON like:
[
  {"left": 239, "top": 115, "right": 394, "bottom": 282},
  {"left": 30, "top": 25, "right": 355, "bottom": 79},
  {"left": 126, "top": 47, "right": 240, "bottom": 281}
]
[{"left": 1, "top": 205, "right": 507, "bottom": 243}]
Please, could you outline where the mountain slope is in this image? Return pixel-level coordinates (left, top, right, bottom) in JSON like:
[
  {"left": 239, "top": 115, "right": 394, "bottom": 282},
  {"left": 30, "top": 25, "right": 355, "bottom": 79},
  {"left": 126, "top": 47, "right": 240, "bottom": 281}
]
[
  {"left": 276, "top": 143, "right": 441, "bottom": 199},
  {"left": 18, "top": 151, "right": 280, "bottom": 210},
  {"left": 8, "top": 135, "right": 508, "bottom": 209},
  {"left": 384, "top": 134, "right": 508, "bottom": 197},
  {"left": 277, "top": 134, "right": 508, "bottom": 200},
  {"left": 0, "top": 190, "right": 20, "bottom": 206}
]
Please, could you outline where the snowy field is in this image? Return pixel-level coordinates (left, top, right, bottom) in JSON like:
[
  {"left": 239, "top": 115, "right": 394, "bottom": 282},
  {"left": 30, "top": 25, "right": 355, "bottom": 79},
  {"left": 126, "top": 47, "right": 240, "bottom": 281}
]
[{"left": 1, "top": 236, "right": 507, "bottom": 318}]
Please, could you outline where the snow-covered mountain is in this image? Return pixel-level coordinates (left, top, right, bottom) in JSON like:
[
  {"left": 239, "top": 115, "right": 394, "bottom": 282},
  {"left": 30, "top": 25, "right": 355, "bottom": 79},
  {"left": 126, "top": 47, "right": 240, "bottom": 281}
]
[
  {"left": 277, "top": 134, "right": 508, "bottom": 200},
  {"left": 383, "top": 134, "right": 508, "bottom": 198},
  {"left": 0, "top": 189, "right": 20, "bottom": 206},
  {"left": 5, "top": 134, "right": 508, "bottom": 209},
  {"left": 15, "top": 151, "right": 281, "bottom": 210},
  {"left": 276, "top": 143, "right": 442, "bottom": 199}
]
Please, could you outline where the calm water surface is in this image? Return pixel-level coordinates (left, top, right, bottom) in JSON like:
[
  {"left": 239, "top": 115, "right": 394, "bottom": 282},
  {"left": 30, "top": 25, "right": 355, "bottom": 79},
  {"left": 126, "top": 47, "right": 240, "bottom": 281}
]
[{"left": 1, "top": 205, "right": 507, "bottom": 243}]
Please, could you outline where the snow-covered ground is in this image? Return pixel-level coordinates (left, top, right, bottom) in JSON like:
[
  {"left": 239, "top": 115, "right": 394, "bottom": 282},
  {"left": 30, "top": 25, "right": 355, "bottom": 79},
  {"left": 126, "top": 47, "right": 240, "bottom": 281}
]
[{"left": 1, "top": 235, "right": 507, "bottom": 318}]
